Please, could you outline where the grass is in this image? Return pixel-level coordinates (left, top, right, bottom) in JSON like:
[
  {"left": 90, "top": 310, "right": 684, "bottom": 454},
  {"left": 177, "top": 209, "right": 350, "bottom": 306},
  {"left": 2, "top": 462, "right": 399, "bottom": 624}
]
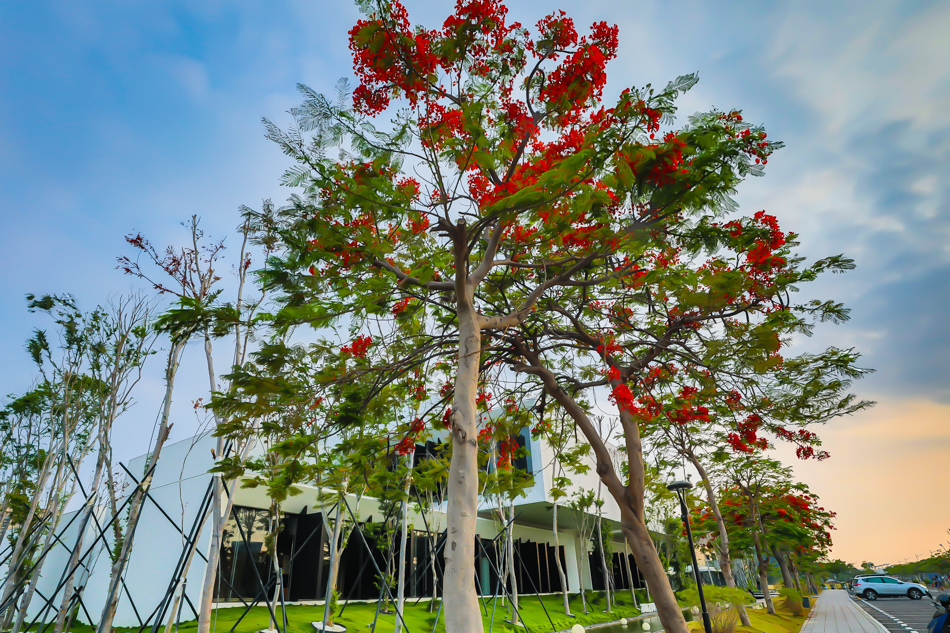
[
  {"left": 40, "top": 591, "right": 645, "bottom": 633},
  {"left": 686, "top": 597, "right": 811, "bottom": 633}
]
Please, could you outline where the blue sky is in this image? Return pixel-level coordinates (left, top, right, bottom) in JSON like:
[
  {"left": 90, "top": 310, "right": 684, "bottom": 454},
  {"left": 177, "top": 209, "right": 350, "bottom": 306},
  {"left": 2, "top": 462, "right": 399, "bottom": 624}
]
[{"left": 1, "top": 0, "right": 948, "bottom": 564}]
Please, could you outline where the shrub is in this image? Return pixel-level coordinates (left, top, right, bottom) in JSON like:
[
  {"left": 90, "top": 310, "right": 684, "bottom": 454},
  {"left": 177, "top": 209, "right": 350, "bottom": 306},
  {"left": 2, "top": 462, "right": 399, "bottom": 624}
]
[{"left": 779, "top": 587, "right": 805, "bottom": 616}]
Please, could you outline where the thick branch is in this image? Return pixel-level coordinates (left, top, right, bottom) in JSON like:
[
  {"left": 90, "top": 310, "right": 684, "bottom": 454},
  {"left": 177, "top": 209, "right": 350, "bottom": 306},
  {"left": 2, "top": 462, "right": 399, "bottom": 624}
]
[{"left": 370, "top": 258, "right": 455, "bottom": 291}]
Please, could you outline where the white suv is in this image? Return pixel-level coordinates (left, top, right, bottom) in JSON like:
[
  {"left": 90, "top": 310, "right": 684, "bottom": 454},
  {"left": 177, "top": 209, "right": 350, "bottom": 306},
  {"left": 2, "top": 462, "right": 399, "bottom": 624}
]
[{"left": 851, "top": 575, "right": 929, "bottom": 601}]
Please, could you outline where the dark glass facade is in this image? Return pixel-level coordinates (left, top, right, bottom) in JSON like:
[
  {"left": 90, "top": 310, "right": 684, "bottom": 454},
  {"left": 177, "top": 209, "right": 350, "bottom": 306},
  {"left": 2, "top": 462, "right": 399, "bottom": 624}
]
[
  {"left": 215, "top": 506, "right": 590, "bottom": 602},
  {"left": 588, "top": 551, "right": 646, "bottom": 591}
]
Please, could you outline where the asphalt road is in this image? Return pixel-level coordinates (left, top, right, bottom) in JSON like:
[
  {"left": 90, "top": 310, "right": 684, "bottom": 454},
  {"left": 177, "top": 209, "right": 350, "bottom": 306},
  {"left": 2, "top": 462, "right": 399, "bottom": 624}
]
[{"left": 853, "top": 594, "right": 942, "bottom": 633}]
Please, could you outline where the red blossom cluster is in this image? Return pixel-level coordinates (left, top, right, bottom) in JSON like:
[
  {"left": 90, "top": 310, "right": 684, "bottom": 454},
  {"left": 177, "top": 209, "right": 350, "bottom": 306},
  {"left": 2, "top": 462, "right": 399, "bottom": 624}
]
[
  {"left": 609, "top": 381, "right": 636, "bottom": 414},
  {"left": 476, "top": 390, "right": 492, "bottom": 408},
  {"left": 394, "top": 417, "right": 426, "bottom": 455},
  {"left": 536, "top": 16, "right": 619, "bottom": 126},
  {"left": 596, "top": 336, "right": 622, "bottom": 358},
  {"left": 664, "top": 386, "right": 711, "bottom": 425},
  {"left": 725, "top": 414, "right": 770, "bottom": 454},
  {"left": 795, "top": 445, "right": 830, "bottom": 460},
  {"left": 772, "top": 427, "right": 829, "bottom": 460},
  {"left": 496, "top": 436, "right": 518, "bottom": 469},
  {"left": 745, "top": 210, "right": 787, "bottom": 271},
  {"left": 340, "top": 335, "right": 373, "bottom": 358}
]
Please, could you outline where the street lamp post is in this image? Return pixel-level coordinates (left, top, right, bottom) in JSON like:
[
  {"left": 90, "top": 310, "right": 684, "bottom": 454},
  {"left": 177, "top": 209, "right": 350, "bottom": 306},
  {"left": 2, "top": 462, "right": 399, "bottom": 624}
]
[{"left": 668, "top": 480, "right": 712, "bottom": 633}]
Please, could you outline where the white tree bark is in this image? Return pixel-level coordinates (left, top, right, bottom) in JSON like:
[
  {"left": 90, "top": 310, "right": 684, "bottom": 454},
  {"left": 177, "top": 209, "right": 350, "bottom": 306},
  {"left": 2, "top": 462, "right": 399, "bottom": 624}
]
[
  {"left": 394, "top": 491, "right": 409, "bottom": 633},
  {"left": 506, "top": 502, "right": 519, "bottom": 624},
  {"left": 595, "top": 486, "right": 612, "bottom": 613},
  {"left": 0, "top": 446, "right": 57, "bottom": 621},
  {"left": 551, "top": 501, "right": 571, "bottom": 615},
  {"left": 322, "top": 501, "right": 345, "bottom": 627},
  {"left": 442, "top": 288, "right": 483, "bottom": 633},
  {"left": 96, "top": 340, "right": 184, "bottom": 633},
  {"left": 574, "top": 528, "right": 589, "bottom": 614}
]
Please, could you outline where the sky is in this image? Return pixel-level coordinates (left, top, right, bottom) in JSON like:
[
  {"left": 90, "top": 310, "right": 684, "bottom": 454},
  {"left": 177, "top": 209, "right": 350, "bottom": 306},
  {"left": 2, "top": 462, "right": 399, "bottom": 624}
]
[{"left": 1, "top": 0, "right": 948, "bottom": 567}]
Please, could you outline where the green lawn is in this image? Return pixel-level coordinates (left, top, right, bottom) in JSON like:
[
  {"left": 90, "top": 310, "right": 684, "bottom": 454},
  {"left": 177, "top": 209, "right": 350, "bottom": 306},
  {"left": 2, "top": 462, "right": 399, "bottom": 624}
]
[{"left": 39, "top": 591, "right": 648, "bottom": 633}]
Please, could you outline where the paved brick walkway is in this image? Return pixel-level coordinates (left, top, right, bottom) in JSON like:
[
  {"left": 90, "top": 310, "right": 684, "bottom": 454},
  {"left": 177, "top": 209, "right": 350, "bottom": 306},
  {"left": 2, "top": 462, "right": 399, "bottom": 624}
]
[{"left": 800, "top": 589, "right": 886, "bottom": 633}]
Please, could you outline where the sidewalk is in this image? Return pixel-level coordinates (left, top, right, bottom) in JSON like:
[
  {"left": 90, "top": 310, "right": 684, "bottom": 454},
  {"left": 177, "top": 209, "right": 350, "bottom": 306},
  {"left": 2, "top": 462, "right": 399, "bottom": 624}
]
[{"left": 800, "top": 589, "right": 886, "bottom": 633}]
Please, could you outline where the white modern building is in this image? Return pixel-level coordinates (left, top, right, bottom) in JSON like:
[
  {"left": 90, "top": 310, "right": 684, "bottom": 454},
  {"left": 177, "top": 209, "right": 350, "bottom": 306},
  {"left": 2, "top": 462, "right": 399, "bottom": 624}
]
[{"left": 15, "top": 428, "right": 649, "bottom": 627}]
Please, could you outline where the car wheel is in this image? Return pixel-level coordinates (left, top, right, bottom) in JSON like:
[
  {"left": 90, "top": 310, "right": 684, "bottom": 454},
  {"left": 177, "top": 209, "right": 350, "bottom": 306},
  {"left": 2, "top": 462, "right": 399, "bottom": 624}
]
[
  {"left": 863, "top": 589, "right": 878, "bottom": 601},
  {"left": 908, "top": 588, "right": 923, "bottom": 600}
]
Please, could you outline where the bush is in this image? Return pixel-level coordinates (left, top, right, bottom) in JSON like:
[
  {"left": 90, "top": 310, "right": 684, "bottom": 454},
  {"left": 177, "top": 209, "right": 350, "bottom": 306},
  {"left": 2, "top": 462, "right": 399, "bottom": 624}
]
[{"left": 779, "top": 587, "right": 805, "bottom": 617}]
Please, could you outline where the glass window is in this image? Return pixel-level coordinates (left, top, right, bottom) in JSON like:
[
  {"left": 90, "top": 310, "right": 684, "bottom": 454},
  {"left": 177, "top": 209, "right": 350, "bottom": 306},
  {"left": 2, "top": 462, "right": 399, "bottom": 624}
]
[
  {"left": 216, "top": 507, "right": 275, "bottom": 601},
  {"left": 883, "top": 578, "right": 901, "bottom": 584}
]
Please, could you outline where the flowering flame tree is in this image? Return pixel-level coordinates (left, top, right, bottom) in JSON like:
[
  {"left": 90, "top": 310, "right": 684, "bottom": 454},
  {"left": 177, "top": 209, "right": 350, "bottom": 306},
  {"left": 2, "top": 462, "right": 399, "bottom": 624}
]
[{"left": 252, "top": 0, "right": 866, "bottom": 631}]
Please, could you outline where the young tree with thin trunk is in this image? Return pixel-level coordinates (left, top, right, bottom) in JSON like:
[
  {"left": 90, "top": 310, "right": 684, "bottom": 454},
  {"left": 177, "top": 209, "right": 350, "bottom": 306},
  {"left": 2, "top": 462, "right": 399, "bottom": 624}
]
[
  {"left": 54, "top": 295, "right": 155, "bottom": 633},
  {"left": 568, "top": 489, "right": 597, "bottom": 615},
  {"left": 411, "top": 446, "right": 448, "bottom": 613},
  {"left": 536, "top": 406, "right": 591, "bottom": 616},
  {"left": 0, "top": 389, "right": 48, "bottom": 558},
  {"left": 98, "top": 218, "right": 228, "bottom": 633},
  {"left": 594, "top": 482, "right": 612, "bottom": 613},
  {"left": 1, "top": 296, "right": 102, "bottom": 631}
]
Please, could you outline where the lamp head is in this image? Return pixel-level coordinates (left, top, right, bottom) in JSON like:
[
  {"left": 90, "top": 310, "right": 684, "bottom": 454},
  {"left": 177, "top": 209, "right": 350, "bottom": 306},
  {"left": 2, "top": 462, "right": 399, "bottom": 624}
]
[{"left": 667, "top": 480, "right": 693, "bottom": 493}]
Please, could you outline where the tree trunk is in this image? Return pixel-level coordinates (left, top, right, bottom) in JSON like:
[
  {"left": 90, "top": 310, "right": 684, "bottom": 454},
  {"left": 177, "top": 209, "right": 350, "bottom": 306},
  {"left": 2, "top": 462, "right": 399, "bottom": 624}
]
[
  {"left": 267, "top": 509, "right": 281, "bottom": 631},
  {"left": 516, "top": 355, "right": 689, "bottom": 633},
  {"left": 196, "top": 476, "right": 225, "bottom": 633},
  {"left": 596, "top": 504, "right": 611, "bottom": 613},
  {"left": 323, "top": 499, "right": 343, "bottom": 625},
  {"left": 53, "top": 494, "right": 98, "bottom": 633},
  {"left": 323, "top": 503, "right": 345, "bottom": 626},
  {"left": 575, "top": 527, "right": 588, "bottom": 614},
  {"left": 164, "top": 505, "right": 210, "bottom": 633},
  {"left": 55, "top": 437, "right": 112, "bottom": 633},
  {"left": 623, "top": 541, "right": 637, "bottom": 606},
  {"left": 620, "top": 514, "right": 686, "bottom": 626},
  {"left": 442, "top": 290, "right": 482, "bottom": 633},
  {"left": 12, "top": 514, "right": 58, "bottom": 633},
  {"left": 96, "top": 340, "right": 183, "bottom": 633},
  {"left": 425, "top": 488, "right": 439, "bottom": 613},
  {"left": 0, "top": 495, "right": 11, "bottom": 548},
  {"left": 429, "top": 525, "right": 439, "bottom": 613},
  {"left": 805, "top": 572, "right": 818, "bottom": 595},
  {"left": 163, "top": 577, "right": 190, "bottom": 633},
  {"left": 197, "top": 333, "right": 230, "bottom": 633},
  {"left": 10, "top": 455, "right": 75, "bottom": 633},
  {"left": 772, "top": 546, "right": 795, "bottom": 589},
  {"left": 750, "top": 531, "right": 775, "bottom": 614},
  {"left": 394, "top": 493, "right": 409, "bottom": 633},
  {"left": 0, "top": 447, "right": 57, "bottom": 620},
  {"left": 506, "top": 502, "right": 519, "bottom": 624},
  {"left": 788, "top": 556, "right": 803, "bottom": 593},
  {"left": 197, "top": 227, "right": 255, "bottom": 633},
  {"left": 551, "top": 502, "right": 571, "bottom": 615},
  {"left": 688, "top": 455, "right": 751, "bottom": 627}
]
